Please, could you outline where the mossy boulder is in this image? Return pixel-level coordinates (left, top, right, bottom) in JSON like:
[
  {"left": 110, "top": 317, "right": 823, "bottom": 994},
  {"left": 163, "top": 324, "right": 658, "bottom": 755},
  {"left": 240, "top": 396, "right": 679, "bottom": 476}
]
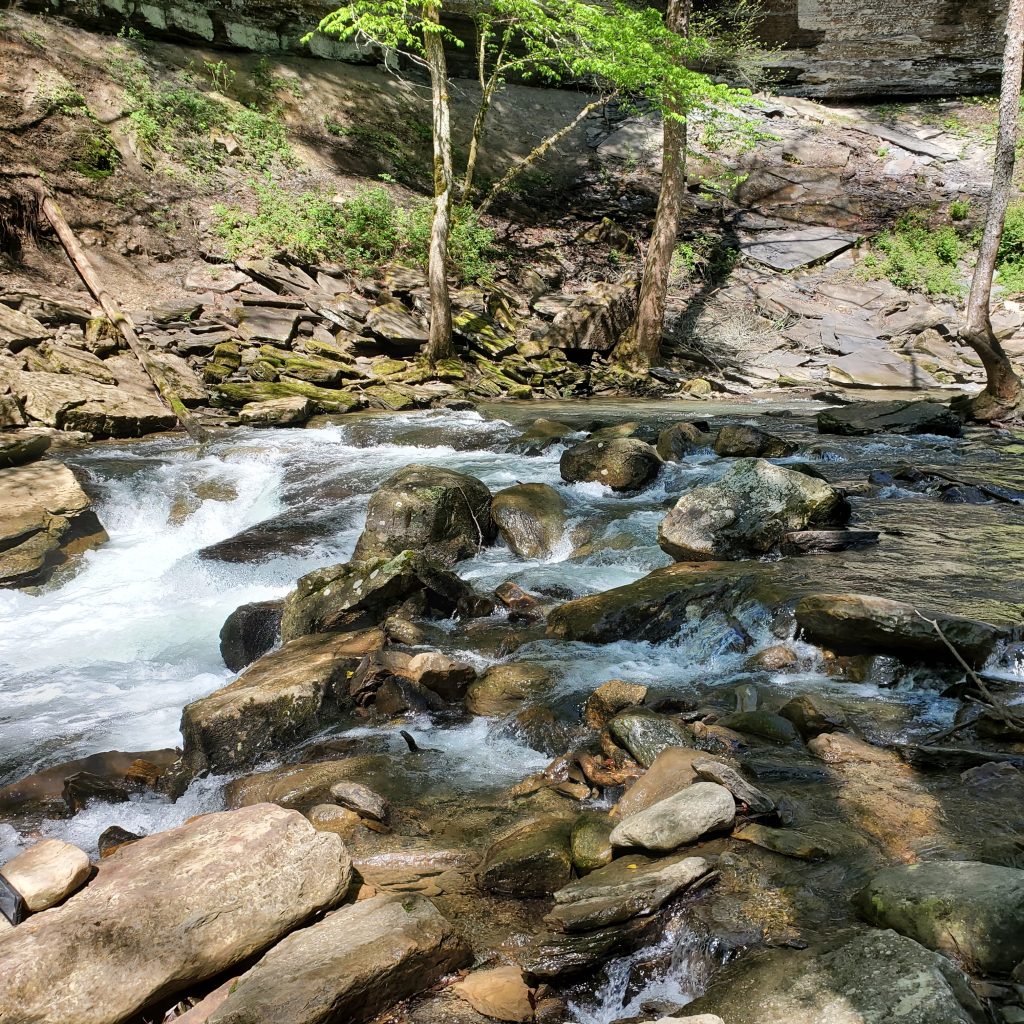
[
  {"left": 281, "top": 550, "right": 493, "bottom": 642},
  {"left": 656, "top": 421, "right": 711, "bottom": 461},
  {"left": 466, "top": 662, "right": 554, "bottom": 716},
  {"left": 856, "top": 860, "right": 1024, "bottom": 974},
  {"left": 353, "top": 464, "right": 496, "bottom": 567},
  {"left": 608, "top": 707, "right": 691, "bottom": 768},
  {"left": 658, "top": 459, "right": 849, "bottom": 561},
  {"left": 570, "top": 813, "right": 615, "bottom": 874},
  {"left": 214, "top": 380, "right": 364, "bottom": 413}
]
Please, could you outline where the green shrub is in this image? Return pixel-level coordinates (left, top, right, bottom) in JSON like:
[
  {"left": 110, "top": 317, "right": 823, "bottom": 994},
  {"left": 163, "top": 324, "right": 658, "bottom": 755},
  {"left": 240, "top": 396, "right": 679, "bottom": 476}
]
[
  {"left": 108, "top": 48, "right": 293, "bottom": 174},
  {"left": 860, "top": 212, "right": 968, "bottom": 297},
  {"left": 996, "top": 200, "right": 1024, "bottom": 295},
  {"left": 214, "top": 183, "right": 496, "bottom": 282},
  {"left": 949, "top": 199, "right": 971, "bottom": 221}
]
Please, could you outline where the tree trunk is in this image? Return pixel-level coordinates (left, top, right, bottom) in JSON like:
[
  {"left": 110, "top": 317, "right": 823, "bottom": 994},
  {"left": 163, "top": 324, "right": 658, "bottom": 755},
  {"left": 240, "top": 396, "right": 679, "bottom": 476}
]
[
  {"left": 423, "top": 3, "right": 454, "bottom": 364},
  {"left": 614, "top": 0, "right": 691, "bottom": 370},
  {"left": 962, "top": 0, "right": 1024, "bottom": 421}
]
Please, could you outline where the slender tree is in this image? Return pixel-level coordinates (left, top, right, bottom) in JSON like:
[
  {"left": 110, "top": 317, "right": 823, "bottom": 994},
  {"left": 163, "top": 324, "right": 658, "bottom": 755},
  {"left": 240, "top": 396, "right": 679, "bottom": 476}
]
[
  {"left": 613, "top": 0, "right": 691, "bottom": 370},
  {"left": 313, "top": 0, "right": 460, "bottom": 361},
  {"left": 962, "top": 0, "right": 1024, "bottom": 421}
]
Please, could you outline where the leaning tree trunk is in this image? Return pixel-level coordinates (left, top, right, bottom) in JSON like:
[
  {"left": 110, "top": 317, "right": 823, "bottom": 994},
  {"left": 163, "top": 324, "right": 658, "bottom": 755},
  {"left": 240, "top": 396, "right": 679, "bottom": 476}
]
[
  {"left": 422, "top": 3, "right": 455, "bottom": 364},
  {"left": 613, "top": 0, "right": 691, "bottom": 371},
  {"left": 962, "top": 0, "right": 1024, "bottom": 421}
]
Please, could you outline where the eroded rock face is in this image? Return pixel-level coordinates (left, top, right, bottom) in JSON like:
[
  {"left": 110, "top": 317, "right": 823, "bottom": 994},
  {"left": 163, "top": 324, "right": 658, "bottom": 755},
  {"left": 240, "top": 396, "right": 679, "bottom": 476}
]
[
  {"left": 560, "top": 438, "right": 661, "bottom": 492},
  {"left": 182, "top": 629, "right": 383, "bottom": 773},
  {"left": 491, "top": 482, "right": 567, "bottom": 559},
  {"left": 206, "top": 893, "right": 469, "bottom": 1024},
  {"left": 856, "top": 860, "right": 1024, "bottom": 974},
  {"left": 683, "top": 928, "right": 987, "bottom": 1024},
  {"left": 795, "top": 593, "right": 1008, "bottom": 667},
  {"left": 353, "top": 464, "right": 495, "bottom": 566},
  {"left": 0, "top": 804, "right": 353, "bottom": 1024},
  {"left": 658, "top": 459, "right": 849, "bottom": 561}
]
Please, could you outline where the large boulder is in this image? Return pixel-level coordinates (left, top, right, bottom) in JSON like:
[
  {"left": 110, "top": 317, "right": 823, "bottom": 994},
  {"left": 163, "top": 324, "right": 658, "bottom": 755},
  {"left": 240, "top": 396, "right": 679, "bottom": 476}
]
[
  {"left": 658, "top": 459, "right": 849, "bottom": 561},
  {"left": 0, "top": 461, "right": 107, "bottom": 588},
  {"left": 609, "top": 782, "right": 735, "bottom": 852},
  {"left": 856, "top": 860, "right": 1024, "bottom": 974},
  {"left": 795, "top": 593, "right": 1008, "bottom": 668},
  {"left": 491, "top": 483, "right": 567, "bottom": 559},
  {"left": 683, "top": 928, "right": 986, "bottom": 1024},
  {"left": 478, "top": 817, "right": 574, "bottom": 897},
  {"left": 352, "top": 464, "right": 495, "bottom": 566},
  {"left": 181, "top": 629, "right": 384, "bottom": 773},
  {"left": 546, "top": 562, "right": 774, "bottom": 644},
  {"left": 560, "top": 438, "right": 662, "bottom": 492},
  {"left": 219, "top": 599, "right": 283, "bottom": 672},
  {"left": 817, "top": 400, "right": 962, "bottom": 437},
  {"left": 280, "top": 550, "right": 492, "bottom": 642},
  {"left": 206, "top": 893, "right": 470, "bottom": 1024},
  {"left": 713, "top": 424, "right": 796, "bottom": 458},
  {"left": 0, "top": 804, "right": 353, "bottom": 1024}
]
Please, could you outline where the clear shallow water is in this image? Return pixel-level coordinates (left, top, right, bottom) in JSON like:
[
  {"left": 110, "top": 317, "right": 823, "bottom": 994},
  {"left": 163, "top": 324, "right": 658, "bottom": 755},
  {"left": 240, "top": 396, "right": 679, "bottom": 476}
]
[{"left": 1, "top": 401, "right": 1023, "bottom": 949}]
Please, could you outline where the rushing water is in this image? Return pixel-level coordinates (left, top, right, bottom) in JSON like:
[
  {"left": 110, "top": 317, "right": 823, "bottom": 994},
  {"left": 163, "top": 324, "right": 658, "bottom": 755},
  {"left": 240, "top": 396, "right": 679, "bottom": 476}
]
[{"left": 2, "top": 398, "right": 1023, "bottom": 1016}]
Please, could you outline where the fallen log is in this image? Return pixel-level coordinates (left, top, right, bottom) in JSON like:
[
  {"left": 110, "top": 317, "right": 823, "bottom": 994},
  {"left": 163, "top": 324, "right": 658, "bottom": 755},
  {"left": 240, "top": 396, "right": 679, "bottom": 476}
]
[{"left": 31, "top": 181, "right": 210, "bottom": 442}]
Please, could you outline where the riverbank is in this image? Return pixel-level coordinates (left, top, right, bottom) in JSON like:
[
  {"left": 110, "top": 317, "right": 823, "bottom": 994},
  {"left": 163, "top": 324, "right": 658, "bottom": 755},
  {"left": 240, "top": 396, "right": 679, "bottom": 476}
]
[{"left": 1, "top": 397, "right": 1023, "bottom": 1023}]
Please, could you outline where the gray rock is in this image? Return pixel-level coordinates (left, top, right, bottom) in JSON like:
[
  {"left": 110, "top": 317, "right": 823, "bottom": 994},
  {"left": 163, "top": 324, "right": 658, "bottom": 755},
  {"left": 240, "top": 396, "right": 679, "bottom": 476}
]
[
  {"left": 329, "top": 781, "right": 389, "bottom": 822},
  {"left": 608, "top": 707, "right": 692, "bottom": 768},
  {"left": 658, "top": 459, "right": 849, "bottom": 561},
  {"left": 856, "top": 860, "right": 1024, "bottom": 973},
  {"left": 219, "top": 599, "right": 283, "bottom": 672},
  {"left": 207, "top": 893, "right": 469, "bottom": 1024},
  {"left": 692, "top": 757, "right": 774, "bottom": 813},
  {"left": 0, "top": 839, "right": 91, "bottom": 912},
  {"left": 795, "top": 593, "right": 1007, "bottom": 668},
  {"left": 683, "top": 928, "right": 986, "bottom": 1024},
  {"left": 547, "top": 852, "right": 711, "bottom": 932},
  {"left": 181, "top": 629, "right": 384, "bottom": 773},
  {"left": 491, "top": 482, "right": 567, "bottom": 559},
  {"left": 353, "top": 464, "right": 495, "bottom": 567},
  {"left": 718, "top": 710, "right": 800, "bottom": 745},
  {"left": 714, "top": 424, "right": 796, "bottom": 458},
  {"left": 817, "top": 400, "right": 961, "bottom": 437},
  {"left": 560, "top": 438, "right": 661, "bottom": 492},
  {"left": 0, "top": 805, "right": 353, "bottom": 1024},
  {"left": 366, "top": 301, "right": 429, "bottom": 352},
  {"left": 610, "top": 782, "right": 736, "bottom": 852}
]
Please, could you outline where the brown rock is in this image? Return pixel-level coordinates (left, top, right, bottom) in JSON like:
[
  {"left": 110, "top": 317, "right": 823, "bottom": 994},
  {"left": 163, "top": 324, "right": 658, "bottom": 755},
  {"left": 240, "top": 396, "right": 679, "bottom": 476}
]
[
  {"left": 452, "top": 966, "right": 536, "bottom": 1023},
  {"left": 616, "top": 747, "right": 703, "bottom": 818},
  {"left": 0, "top": 839, "right": 91, "bottom": 912},
  {"left": 585, "top": 680, "right": 649, "bottom": 729}
]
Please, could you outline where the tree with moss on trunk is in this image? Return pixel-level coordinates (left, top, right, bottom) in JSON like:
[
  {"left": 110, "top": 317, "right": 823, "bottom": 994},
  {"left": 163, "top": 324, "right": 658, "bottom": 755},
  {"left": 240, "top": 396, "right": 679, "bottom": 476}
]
[{"left": 960, "top": 0, "right": 1024, "bottom": 421}]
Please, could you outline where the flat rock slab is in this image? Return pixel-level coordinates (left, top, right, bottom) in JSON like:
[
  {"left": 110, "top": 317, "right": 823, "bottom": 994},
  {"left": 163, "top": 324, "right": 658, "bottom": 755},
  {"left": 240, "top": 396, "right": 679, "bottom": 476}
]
[
  {"left": 853, "top": 122, "right": 959, "bottom": 162},
  {"left": 817, "top": 400, "right": 962, "bottom": 437},
  {"left": 207, "top": 893, "right": 469, "bottom": 1024},
  {"left": 610, "top": 782, "right": 735, "bottom": 852},
  {"left": 738, "top": 226, "right": 860, "bottom": 271},
  {"left": 826, "top": 351, "right": 939, "bottom": 389},
  {"left": 0, "top": 804, "right": 352, "bottom": 1024}
]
